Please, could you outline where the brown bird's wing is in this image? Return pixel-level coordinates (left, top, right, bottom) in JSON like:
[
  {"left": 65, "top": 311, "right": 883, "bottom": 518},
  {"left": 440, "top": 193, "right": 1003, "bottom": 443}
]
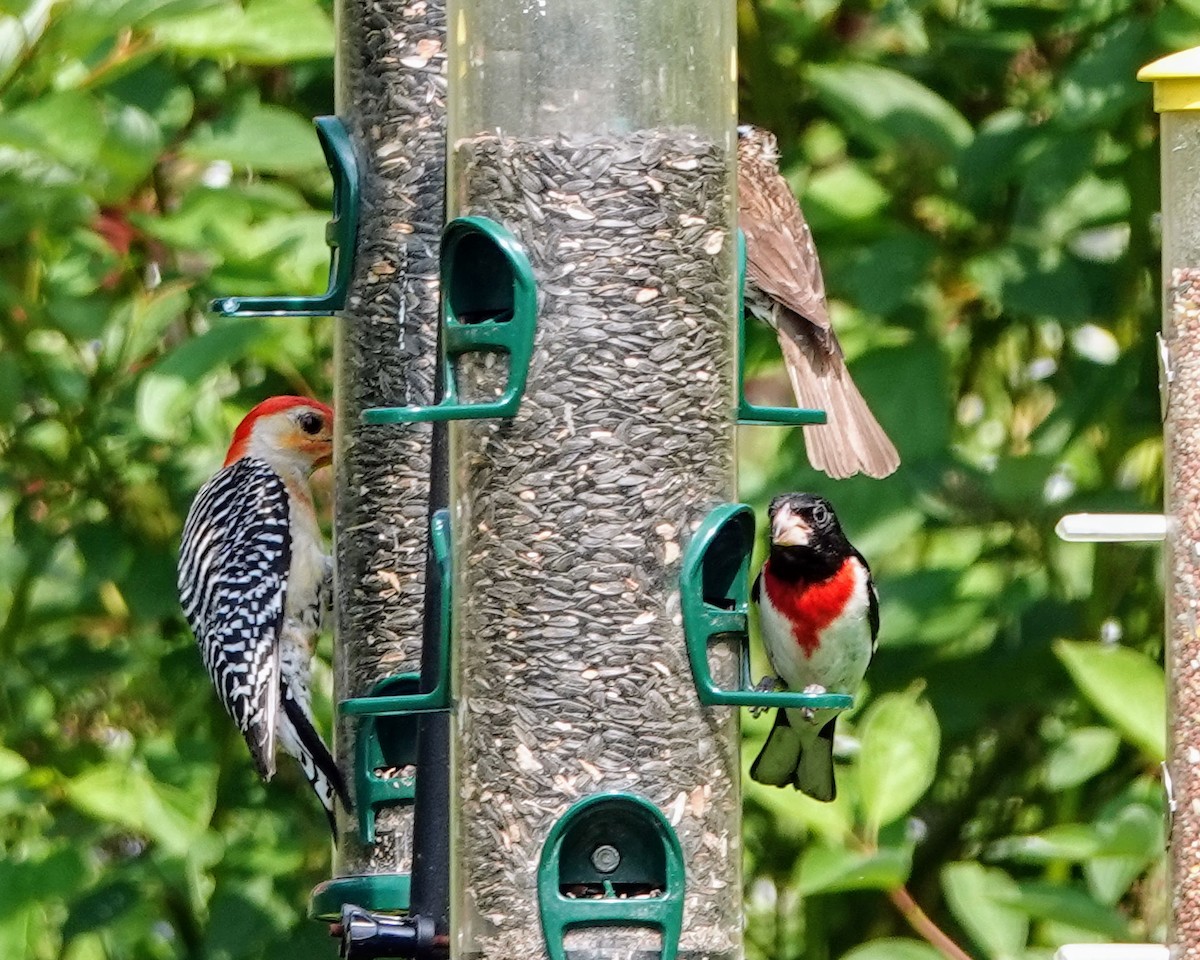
[
  {"left": 775, "top": 309, "right": 900, "bottom": 480},
  {"left": 737, "top": 155, "right": 832, "bottom": 338}
]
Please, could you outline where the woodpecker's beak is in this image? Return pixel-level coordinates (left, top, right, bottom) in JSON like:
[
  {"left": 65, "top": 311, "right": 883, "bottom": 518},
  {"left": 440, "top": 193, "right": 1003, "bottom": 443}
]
[
  {"left": 299, "top": 432, "right": 333, "bottom": 469},
  {"left": 313, "top": 436, "right": 333, "bottom": 469},
  {"left": 771, "top": 505, "right": 810, "bottom": 547}
]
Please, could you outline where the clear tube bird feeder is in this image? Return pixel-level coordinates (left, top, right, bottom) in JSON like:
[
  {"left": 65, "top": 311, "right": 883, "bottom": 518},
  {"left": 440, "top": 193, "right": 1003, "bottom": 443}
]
[
  {"left": 327, "top": 0, "right": 447, "bottom": 900},
  {"left": 446, "top": 0, "right": 742, "bottom": 958},
  {"left": 1141, "top": 47, "right": 1200, "bottom": 960}
]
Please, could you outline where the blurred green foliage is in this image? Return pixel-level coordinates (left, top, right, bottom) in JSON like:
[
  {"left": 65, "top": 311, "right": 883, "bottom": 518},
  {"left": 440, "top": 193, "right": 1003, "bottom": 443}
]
[{"left": 0, "top": 0, "right": 1183, "bottom": 957}]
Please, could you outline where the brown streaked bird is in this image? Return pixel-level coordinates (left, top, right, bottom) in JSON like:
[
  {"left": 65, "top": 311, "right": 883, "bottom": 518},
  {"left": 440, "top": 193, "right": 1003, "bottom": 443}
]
[{"left": 737, "top": 124, "right": 900, "bottom": 480}]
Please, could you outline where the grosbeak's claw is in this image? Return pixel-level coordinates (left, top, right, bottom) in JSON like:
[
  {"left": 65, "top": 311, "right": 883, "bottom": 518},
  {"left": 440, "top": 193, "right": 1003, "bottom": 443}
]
[
  {"left": 748, "top": 676, "right": 783, "bottom": 717},
  {"left": 800, "top": 683, "right": 828, "bottom": 722}
]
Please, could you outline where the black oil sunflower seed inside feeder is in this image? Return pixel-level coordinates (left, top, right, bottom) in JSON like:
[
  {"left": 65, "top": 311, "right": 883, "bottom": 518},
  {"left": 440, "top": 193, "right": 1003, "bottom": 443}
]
[
  {"left": 445, "top": 0, "right": 745, "bottom": 956},
  {"left": 312, "top": 0, "right": 449, "bottom": 929}
]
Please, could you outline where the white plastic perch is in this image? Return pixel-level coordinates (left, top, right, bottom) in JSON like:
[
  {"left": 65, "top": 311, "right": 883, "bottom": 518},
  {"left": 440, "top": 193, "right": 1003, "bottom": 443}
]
[
  {"left": 1054, "top": 946, "right": 1168, "bottom": 960},
  {"left": 1055, "top": 513, "right": 1168, "bottom": 542}
]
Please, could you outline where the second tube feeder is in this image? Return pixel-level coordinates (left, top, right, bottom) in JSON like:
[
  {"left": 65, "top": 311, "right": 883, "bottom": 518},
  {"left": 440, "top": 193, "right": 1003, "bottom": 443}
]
[{"left": 447, "top": 1, "right": 742, "bottom": 958}]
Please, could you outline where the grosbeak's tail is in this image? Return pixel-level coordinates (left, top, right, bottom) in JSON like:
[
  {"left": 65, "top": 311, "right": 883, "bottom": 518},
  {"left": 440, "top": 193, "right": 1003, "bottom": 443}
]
[
  {"left": 750, "top": 709, "right": 801, "bottom": 787},
  {"left": 795, "top": 719, "right": 837, "bottom": 802},
  {"left": 749, "top": 711, "right": 838, "bottom": 802}
]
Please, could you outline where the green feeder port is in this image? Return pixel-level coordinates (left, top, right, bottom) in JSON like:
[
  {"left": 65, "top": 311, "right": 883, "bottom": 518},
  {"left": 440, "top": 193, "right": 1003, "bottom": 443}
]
[
  {"left": 682, "top": 503, "right": 854, "bottom": 711},
  {"left": 310, "top": 510, "right": 453, "bottom": 920},
  {"left": 210, "top": 116, "right": 360, "bottom": 318},
  {"left": 340, "top": 509, "right": 453, "bottom": 718},
  {"left": 363, "top": 216, "right": 538, "bottom": 424},
  {"left": 735, "top": 230, "right": 827, "bottom": 427},
  {"left": 310, "top": 874, "right": 413, "bottom": 924},
  {"left": 538, "top": 794, "right": 686, "bottom": 960},
  {"left": 352, "top": 674, "right": 419, "bottom": 847},
  {"left": 339, "top": 510, "right": 452, "bottom": 839}
]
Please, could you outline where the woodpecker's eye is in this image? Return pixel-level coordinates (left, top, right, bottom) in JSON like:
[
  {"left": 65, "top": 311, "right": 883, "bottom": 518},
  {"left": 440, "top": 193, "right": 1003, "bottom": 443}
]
[{"left": 298, "top": 411, "right": 324, "bottom": 435}]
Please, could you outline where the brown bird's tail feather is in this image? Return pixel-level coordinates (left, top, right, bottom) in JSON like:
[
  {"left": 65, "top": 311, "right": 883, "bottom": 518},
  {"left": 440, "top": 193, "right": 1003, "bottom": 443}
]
[{"left": 775, "top": 312, "right": 900, "bottom": 480}]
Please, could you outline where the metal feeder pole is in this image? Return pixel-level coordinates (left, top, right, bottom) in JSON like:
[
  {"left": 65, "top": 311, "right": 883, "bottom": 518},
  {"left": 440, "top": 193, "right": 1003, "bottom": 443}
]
[
  {"left": 330, "top": 0, "right": 446, "bottom": 901},
  {"left": 1141, "top": 48, "right": 1200, "bottom": 960},
  {"left": 446, "top": 1, "right": 742, "bottom": 958}
]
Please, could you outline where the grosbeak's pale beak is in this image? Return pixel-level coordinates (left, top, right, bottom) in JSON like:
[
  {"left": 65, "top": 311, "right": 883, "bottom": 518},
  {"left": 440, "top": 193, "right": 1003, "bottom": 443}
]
[
  {"left": 738, "top": 124, "right": 900, "bottom": 480},
  {"left": 750, "top": 492, "right": 878, "bottom": 801}
]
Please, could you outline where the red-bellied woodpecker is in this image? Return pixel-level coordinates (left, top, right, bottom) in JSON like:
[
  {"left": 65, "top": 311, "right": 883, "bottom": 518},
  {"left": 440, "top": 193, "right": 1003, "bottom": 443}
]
[{"left": 177, "top": 395, "right": 348, "bottom": 835}]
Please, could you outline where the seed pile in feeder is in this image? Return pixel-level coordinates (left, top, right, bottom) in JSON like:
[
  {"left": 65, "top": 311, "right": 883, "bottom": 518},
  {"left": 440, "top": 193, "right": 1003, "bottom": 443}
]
[
  {"left": 1169, "top": 266, "right": 1200, "bottom": 957},
  {"left": 332, "top": 0, "right": 445, "bottom": 875},
  {"left": 451, "top": 131, "right": 742, "bottom": 960}
]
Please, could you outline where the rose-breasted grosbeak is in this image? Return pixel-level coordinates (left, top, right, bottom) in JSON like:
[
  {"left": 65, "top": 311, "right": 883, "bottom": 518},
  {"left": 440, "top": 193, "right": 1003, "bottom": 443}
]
[
  {"left": 749, "top": 493, "right": 878, "bottom": 801},
  {"left": 737, "top": 124, "right": 900, "bottom": 480}
]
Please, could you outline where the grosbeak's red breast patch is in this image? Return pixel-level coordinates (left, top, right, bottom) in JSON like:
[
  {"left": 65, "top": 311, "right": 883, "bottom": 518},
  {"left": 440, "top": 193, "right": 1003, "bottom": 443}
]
[{"left": 763, "top": 558, "right": 857, "bottom": 658}]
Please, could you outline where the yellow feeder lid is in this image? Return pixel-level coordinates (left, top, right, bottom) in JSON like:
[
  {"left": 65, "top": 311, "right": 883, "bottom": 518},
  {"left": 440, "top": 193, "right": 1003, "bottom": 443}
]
[{"left": 1139, "top": 47, "right": 1200, "bottom": 112}]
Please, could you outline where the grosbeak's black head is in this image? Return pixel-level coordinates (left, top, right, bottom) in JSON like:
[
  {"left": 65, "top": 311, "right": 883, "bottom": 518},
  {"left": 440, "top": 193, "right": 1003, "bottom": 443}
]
[{"left": 767, "top": 492, "right": 853, "bottom": 567}]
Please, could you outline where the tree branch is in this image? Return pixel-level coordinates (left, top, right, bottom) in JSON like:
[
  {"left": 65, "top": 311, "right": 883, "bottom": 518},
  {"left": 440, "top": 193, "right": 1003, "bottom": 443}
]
[{"left": 887, "top": 884, "right": 974, "bottom": 960}]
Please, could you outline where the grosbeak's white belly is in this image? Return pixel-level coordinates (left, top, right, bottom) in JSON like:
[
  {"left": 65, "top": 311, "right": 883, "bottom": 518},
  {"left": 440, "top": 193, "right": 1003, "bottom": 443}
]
[{"left": 758, "top": 557, "right": 874, "bottom": 729}]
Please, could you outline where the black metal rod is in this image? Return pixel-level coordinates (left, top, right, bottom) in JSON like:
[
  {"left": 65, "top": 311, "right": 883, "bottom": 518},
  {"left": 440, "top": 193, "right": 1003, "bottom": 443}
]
[{"left": 409, "top": 326, "right": 451, "bottom": 944}]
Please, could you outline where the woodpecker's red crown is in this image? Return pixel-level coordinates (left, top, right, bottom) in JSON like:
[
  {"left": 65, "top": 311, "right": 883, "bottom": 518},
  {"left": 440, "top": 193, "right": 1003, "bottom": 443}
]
[{"left": 224, "top": 396, "right": 334, "bottom": 470}]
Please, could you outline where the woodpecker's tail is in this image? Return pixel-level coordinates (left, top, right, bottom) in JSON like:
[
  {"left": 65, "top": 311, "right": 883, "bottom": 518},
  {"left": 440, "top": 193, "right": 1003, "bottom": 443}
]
[
  {"left": 749, "top": 710, "right": 838, "bottom": 802},
  {"left": 280, "top": 679, "right": 351, "bottom": 839}
]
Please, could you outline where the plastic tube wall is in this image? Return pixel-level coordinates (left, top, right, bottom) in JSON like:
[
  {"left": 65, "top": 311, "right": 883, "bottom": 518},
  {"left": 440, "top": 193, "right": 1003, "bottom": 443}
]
[
  {"left": 331, "top": 0, "right": 446, "bottom": 880},
  {"left": 447, "top": 1, "right": 741, "bottom": 957},
  {"left": 1163, "top": 107, "right": 1200, "bottom": 960}
]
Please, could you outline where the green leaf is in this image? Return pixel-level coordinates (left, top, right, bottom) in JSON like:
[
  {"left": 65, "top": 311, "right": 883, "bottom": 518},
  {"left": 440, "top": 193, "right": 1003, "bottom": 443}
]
[
  {"left": 840, "top": 939, "right": 943, "bottom": 960},
  {"left": 183, "top": 99, "right": 325, "bottom": 174},
  {"left": 802, "top": 162, "right": 890, "bottom": 230},
  {"left": 797, "top": 843, "right": 911, "bottom": 895},
  {"left": 1086, "top": 797, "right": 1163, "bottom": 904},
  {"left": 0, "top": 92, "right": 106, "bottom": 170},
  {"left": 152, "top": 318, "right": 278, "bottom": 382},
  {"left": 154, "top": 0, "right": 333, "bottom": 63},
  {"left": 941, "top": 862, "right": 1029, "bottom": 960},
  {"left": 857, "top": 686, "right": 940, "bottom": 833},
  {"left": 96, "top": 102, "right": 163, "bottom": 199},
  {"left": 0, "top": 746, "right": 28, "bottom": 781},
  {"left": 851, "top": 340, "right": 952, "bottom": 462},
  {"left": 988, "top": 801, "right": 1160, "bottom": 876},
  {"left": 987, "top": 824, "right": 1106, "bottom": 864},
  {"left": 1043, "top": 726, "right": 1120, "bottom": 791},
  {"left": 806, "top": 62, "right": 973, "bottom": 159},
  {"left": 63, "top": 882, "right": 140, "bottom": 941},
  {"left": 877, "top": 568, "right": 996, "bottom": 650},
  {"left": 136, "top": 370, "right": 193, "bottom": 442},
  {"left": 1007, "top": 882, "right": 1131, "bottom": 939},
  {"left": 202, "top": 884, "right": 284, "bottom": 960},
  {"left": 103, "top": 283, "right": 190, "bottom": 373},
  {"left": 63, "top": 762, "right": 213, "bottom": 853},
  {"left": 834, "top": 231, "right": 936, "bottom": 316},
  {"left": 0, "top": 0, "right": 53, "bottom": 87},
  {"left": 1053, "top": 640, "right": 1165, "bottom": 760},
  {"left": 1057, "top": 20, "right": 1151, "bottom": 130}
]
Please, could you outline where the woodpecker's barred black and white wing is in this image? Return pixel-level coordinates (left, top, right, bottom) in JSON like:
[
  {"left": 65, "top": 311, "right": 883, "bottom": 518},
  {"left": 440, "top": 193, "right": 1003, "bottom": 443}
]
[{"left": 178, "top": 456, "right": 290, "bottom": 781}]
